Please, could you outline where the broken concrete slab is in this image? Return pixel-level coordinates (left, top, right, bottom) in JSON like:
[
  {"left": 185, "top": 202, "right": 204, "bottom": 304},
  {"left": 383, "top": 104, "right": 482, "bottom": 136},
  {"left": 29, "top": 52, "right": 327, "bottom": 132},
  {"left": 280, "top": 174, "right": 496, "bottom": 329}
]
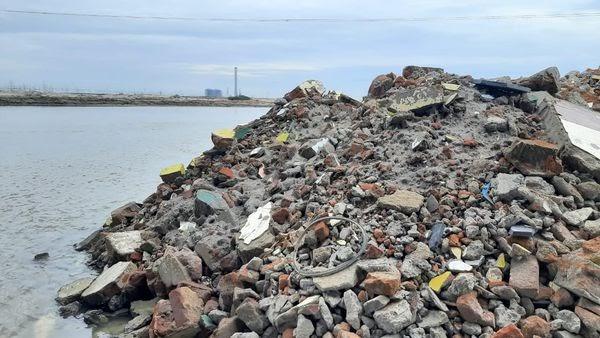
[
  {"left": 504, "top": 139, "right": 563, "bottom": 177},
  {"left": 509, "top": 255, "right": 539, "bottom": 298},
  {"left": 57, "top": 277, "right": 94, "bottom": 305},
  {"left": 81, "top": 261, "right": 136, "bottom": 305},
  {"left": 313, "top": 263, "right": 359, "bottom": 292},
  {"left": 377, "top": 190, "right": 424, "bottom": 214},
  {"left": 106, "top": 230, "right": 143, "bottom": 258}
]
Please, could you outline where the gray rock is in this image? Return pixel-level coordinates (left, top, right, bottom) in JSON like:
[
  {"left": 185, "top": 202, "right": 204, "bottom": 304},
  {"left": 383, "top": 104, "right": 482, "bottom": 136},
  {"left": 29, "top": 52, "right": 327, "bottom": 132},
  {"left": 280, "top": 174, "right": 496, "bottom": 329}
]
[
  {"left": 294, "top": 314, "right": 315, "bottom": 338},
  {"left": 494, "top": 305, "right": 521, "bottom": 328},
  {"left": 552, "top": 176, "right": 584, "bottom": 205},
  {"left": 337, "top": 246, "right": 355, "bottom": 262},
  {"left": 447, "top": 273, "right": 478, "bottom": 298},
  {"left": 400, "top": 243, "right": 431, "bottom": 279},
  {"left": 81, "top": 261, "right": 136, "bottom": 305},
  {"left": 124, "top": 314, "right": 151, "bottom": 333},
  {"left": 319, "top": 297, "right": 334, "bottom": 330},
  {"left": 494, "top": 173, "right": 524, "bottom": 201},
  {"left": 524, "top": 176, "right": 555, "bottom": 195},
  {"left": 377, "top": 190, "right": 424, "bottom": 214},
  {"left": 313, "top": 263, "right": 359, "bottom": 291},
  {"left": 56, "top": 277, "right": 94, "bottom": 305},
  {"left": 237, "top": 230, "right": 276, "bottom": 263},
  {"left": 156, "top": 252, "right": 191, "bottom": 288},
  {"left": 313, "top": 247, "right": 332, "bottom": 264},
  {"left": 463, "top": 240, "right": 485, "bottom": 260},
  {"left": 130, "top": 298, "right": 158, "bottom": 317},
  {"left": 577, "top": 181, "right": 600, "bottom": 200},
  {"left": 582, "top": 219, "right": 600, "bottom": 238},
  {"left": 417, "top": 310, "right": 449, "bottom": 328},
  {"left": 555, "top": 309, "right": 581, "bottom": 333},
  {"left": 562, "top": 207, "right": 593, "bottom": 227},
  {"left": 106, "top": 231, "right": 143, "bottom": 258},
  {"left": 373, "top": 300, "right": 415, "bottom": 334},
  {"left": 462, "top": 322, "right": 482, "bottom": 335},
  {"left": 364, "top": 295, "right": 390, "bottom": 316},
  {"left": 235, "top": 298, "right": 267, "bottom": 334},
  {"left": 518, "top": 66, "right": 560, "bottom": 94},
  {"left": 231, "top": 333, "right": 260, "bottom": 338},
  {"left": 491, "top": 286, "right": 520, "bottom": 300},
  {"left": 344, "top": 290, "right": 362, "bottom": 330},
  {"left": 484, "top": 116, "right": 508, "bottom": 133}
]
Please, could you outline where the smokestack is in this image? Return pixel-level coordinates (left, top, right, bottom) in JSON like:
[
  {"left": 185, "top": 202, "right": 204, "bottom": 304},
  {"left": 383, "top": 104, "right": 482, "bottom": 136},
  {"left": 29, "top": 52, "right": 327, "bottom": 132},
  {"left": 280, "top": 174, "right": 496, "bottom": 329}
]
[{"left": 234, "top": 67, "right": 238, "bottom": 97}]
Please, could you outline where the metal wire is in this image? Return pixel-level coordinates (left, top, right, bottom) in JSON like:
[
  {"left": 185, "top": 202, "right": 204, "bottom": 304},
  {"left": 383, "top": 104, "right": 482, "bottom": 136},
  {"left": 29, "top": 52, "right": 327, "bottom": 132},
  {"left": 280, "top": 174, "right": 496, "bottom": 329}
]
[{"left": 291, "top": 216, "right": 368, "bottom": 277}]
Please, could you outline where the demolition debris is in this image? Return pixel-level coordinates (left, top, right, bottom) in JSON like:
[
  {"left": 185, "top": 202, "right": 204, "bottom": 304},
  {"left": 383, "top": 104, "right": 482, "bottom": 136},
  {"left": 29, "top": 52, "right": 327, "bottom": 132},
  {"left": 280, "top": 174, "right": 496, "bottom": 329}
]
[{"left": 58, "top": 65, "right": 600, "bottom": 338}]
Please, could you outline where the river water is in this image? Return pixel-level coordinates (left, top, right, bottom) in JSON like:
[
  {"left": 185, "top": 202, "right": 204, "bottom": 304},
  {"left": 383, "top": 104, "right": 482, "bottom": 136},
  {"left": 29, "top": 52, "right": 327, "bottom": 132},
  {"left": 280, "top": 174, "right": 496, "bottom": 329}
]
[{"left": 0, "top": 106, "right": 267, "bottom": 338}]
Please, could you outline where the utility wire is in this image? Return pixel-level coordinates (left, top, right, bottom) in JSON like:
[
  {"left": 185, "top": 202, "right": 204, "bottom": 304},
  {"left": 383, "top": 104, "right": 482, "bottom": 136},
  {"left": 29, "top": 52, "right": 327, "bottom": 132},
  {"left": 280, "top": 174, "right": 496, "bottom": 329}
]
[{"left": 2, "top": 9, "right": 600, "bottom": 22}]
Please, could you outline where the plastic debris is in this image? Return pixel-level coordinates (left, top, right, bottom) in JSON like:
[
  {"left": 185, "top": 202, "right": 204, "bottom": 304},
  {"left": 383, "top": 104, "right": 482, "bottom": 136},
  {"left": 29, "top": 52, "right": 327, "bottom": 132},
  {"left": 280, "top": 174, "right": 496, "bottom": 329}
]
[
  {"left": 276, "top": 131, "right": 289, "bottom": 143},
  {"left": 481, "top": 181, "right": 493, "bottom": 204}
]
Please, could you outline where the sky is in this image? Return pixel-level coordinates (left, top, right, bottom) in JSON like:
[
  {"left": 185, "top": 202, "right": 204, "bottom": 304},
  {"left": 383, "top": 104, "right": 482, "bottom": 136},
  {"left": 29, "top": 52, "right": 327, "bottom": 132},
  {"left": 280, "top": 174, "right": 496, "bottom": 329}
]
[{"left": 0, "top": 1, "right": 599, "bottom": 98}]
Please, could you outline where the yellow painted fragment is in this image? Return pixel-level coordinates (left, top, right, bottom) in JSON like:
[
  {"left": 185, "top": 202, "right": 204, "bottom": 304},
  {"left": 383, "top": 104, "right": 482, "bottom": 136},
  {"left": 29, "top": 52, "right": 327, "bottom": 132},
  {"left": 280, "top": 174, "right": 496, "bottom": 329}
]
[
  {"left": 450, "top": 247, "right": 462, "bottom": 259},
  {"left": 442, "top": 83, "right": 460, "bottom": 91},
  {"left": 276, "top": 132, "right": 289, "bottom": 143},
  {"left": 497, "top": 253, "right": 506, "bottom": 269},
  {"left": 160, "top": 163, "right": 185, "bottom": 176},
  {"left": 213, "top": 128, "right": 235, "bottom": 139},
  {"left": 429, "top": 271, "right": 452, "bottom": 293}
]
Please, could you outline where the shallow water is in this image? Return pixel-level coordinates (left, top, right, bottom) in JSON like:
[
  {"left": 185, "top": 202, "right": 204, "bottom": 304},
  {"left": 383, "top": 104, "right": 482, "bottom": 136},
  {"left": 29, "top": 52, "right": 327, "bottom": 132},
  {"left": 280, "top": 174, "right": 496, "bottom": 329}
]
[{"left": 0, "top": 106, "right": 266, "bottom": 338}]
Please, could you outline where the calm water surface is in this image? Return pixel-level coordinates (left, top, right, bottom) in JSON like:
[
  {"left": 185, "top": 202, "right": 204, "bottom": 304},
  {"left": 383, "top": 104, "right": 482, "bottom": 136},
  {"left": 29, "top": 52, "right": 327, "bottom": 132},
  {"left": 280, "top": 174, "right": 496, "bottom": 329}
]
[{"left": 0, "top": 106, "right": 266, "bottom": 338}]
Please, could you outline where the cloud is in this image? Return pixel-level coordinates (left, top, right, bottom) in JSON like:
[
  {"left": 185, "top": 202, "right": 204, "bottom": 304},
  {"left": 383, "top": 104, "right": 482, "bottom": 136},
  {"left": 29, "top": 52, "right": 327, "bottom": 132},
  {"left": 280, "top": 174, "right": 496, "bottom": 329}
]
[{"left": 182, "top": 62, "right": 322, "bottom": 77}]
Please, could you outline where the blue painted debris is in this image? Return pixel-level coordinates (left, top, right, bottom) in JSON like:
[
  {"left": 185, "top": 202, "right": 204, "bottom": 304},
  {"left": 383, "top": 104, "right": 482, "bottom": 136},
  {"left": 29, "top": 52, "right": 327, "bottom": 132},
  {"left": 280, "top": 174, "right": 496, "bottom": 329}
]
[{"left": 481, "top": 181, "right": 493, "bottom": 204}]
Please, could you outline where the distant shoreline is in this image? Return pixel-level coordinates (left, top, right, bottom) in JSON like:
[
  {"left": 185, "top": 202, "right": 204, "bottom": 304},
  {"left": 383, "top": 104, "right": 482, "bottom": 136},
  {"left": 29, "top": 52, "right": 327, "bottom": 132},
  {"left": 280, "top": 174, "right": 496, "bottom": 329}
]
[{"left": 0, "top": 91, "right": 274, "bottom": 107}]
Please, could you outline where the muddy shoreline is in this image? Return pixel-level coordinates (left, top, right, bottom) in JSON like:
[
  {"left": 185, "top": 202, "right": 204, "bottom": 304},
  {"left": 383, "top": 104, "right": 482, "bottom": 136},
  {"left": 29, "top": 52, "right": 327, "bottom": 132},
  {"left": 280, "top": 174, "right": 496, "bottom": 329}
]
[{"left": 0, "top": 92, "right": 274, "bottom": 107}]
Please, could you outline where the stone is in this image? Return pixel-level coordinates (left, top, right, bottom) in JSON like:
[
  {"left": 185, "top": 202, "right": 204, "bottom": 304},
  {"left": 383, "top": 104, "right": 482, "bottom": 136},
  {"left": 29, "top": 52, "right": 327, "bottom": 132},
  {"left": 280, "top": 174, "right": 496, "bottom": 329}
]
[
  {"left": 231, "top": 333, "right": 259, "bottom": 338},
  {"left": 110, "top": 202, "right": 141, "bottom": 225},
  {"left": 509, "top": 256, "right": 539, "bottom": 298},
  {"left": 368, "top": 73, "right": 395, "bottom": 98},
  {"left": 157, "top": 252, "right": 192, "bottom": 288},
  {"left": 373, "top": 300, "right": 415, "bottom": 334},
  {"left": 194, "top": 189, "right": 228, "bottom": 218},
  {"left": 211, "top": 317, "right": 246, "bottom": 338},
  {"left": 284, "top": 80, "right": 324, "bottom": 101},
  {"left": 56, "top": 277, "right": 94, "bottom": 305},
  {"left": 58, "top": 301, "right": 82, "bottom": 318},
  {"left": 577, "top": 181, "right": 600, "bottom": 200},
  {"left": 377, "top": 190, "right": 425, "bottom": 214},
  {"left": 463, "top": 240, "right": 485, "bottom": 260},
  {"left": 447, "top": 273, "right": 478, "bottom": 298},
  {"left": 551, "top": 287, "right": 575, "bottom": 307},
  {"left": 518, "top": 66, "right": 560, "bottom": 94},
  {"left": 169, "top": 286, "right": 203, "bottom": 332},
  {"left": 294, "top": 314, "right": 315, "bottom": 338},
  {"left": 343, "top": 290, "right": 362, "bottom": 330},
  {"left": 428, "top": 271, "right": 452, "bottom": 293},
  {"left": 81, "top": 261, "right": 136, "bottom": 305},
  {"left": 211, "top": 129, "right": 234, "bottom": 150},
  {"left": 553, "top": 237, "right": 600, "bottom": 304},
  {"left": 130, "top": 298, "right": 159, "bottom": 317},
  {"left": 575, "top": 306, "right": 600, "bottom": 333},
  {"left": 495, "top": 305, "right": 521, "bottom": 328},
  {"left": 237, "top": 229, "right": 275, "bottom": 263},
  {"left": 173, "top": 247, "right": 203, "bottom": 281},
  {"left": 524, "top": 176, "right": 556, "bottom": 195},
  {"left": 149, "top": 300, "right": 176, "bottom": 337},
  {"left": 313, "top": 263, "right": 359, "bottom": 292},
  {"left": 160, "top": 163, "right": 185, "bottom": 184},
  {"left": 553, "top": 176, "right": 584, "bottom": 204},
  {"left": 583, "top": 219, "right": 600, "bottom": 238},
  {"left": 364, "top": 295, "right": 390, "bottom": 316},
  {"left": 363, "top": 271, "right": 401, "bottom": 296},
  {"left": 504, "top": 139, "right": 563, "bottom": 177},
  {"left": 462, "top": 322, "right": 482, "bottom": 336},
  {"left": 555, "top": 310, "right": 581, "bottom": 333},
  {"left": 485, "top": 116, "right": 509, "bottom": 133},
  {"left": 456, "top": 292, "right": 495, "bottom": 327},
  {"left": 519, "top": 315, "right": 550, "bottom": 338},
  {"left": 313, "top": 247, "right": 332, "bottom": 264},
  {"left": 562, "top": 207, "right": 594, "bottom": 227},
  {"left": 319, "top": 297, "right": 334, "bottom": 330},
  {"left": 448, "top": 260, "right": 473, "bottom": 272},
  {"left": 491, "top": 286, "right": 520, "bottom": 300},
  {"left": 491, "top": 324, "right": 524, "bottom": 338},
  {"left": 106, "top": 231, "right": 143, "bottom": 258},
  {"left": 494, "top": 173, "right": 524, "bottom": 201},
  {"left": 236, "top": 298, "right": 267, "bottom": 334},
  {"left": 417, "top": 310, "right": 449, "bottom": 328}
]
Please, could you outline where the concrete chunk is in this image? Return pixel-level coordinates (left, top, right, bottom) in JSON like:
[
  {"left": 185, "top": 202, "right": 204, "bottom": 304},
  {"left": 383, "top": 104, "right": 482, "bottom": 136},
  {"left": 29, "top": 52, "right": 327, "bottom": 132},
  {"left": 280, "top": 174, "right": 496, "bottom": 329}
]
[
  {"left": 106, "top": 230, "right": 143, "bottom": 258},
  {"left": 509, "top": 255, "right": 539, "bottom": 298},
  {"left": 81, "top": 261, "right": 136, "bottom": 305}
]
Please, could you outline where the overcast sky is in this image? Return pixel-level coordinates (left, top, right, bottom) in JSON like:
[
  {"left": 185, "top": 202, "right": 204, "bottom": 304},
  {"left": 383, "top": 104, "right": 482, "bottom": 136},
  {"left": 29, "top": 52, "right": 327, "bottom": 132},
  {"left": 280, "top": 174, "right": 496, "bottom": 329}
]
[{"left": 1, "top": 1, "right": 599, "bottom": 98}]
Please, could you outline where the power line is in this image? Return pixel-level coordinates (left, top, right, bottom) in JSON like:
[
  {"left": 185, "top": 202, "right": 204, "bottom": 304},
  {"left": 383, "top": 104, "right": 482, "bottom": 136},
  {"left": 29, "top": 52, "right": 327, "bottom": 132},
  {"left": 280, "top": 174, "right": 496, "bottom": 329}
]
[{"left": 2, "top": 9, "right": 600, "bottom": 23}]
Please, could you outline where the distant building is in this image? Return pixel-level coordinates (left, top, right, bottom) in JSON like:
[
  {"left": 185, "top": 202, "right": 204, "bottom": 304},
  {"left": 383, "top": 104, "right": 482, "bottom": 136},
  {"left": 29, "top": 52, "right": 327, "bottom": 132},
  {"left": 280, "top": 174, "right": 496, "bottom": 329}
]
[{"left": 205, "top": 88, "right": 222, "bottom": 98}]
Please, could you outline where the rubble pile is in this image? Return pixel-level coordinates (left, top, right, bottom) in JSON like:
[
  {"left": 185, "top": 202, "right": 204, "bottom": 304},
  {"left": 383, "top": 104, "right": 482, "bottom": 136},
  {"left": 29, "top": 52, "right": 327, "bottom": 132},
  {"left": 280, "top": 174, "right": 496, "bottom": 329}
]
[{"left": 58, "top": 65, "right": 600, "bottom": 338}]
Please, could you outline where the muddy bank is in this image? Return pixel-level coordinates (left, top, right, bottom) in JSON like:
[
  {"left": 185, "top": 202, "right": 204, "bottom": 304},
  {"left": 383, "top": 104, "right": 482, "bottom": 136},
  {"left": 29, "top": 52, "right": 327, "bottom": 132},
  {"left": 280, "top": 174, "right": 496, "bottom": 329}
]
[
  {"left": 0, "top": 92, "right": 274, "bottom": 107},
  {"left": 57, "top": 66, "right": 600, "bottom": 338}
]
